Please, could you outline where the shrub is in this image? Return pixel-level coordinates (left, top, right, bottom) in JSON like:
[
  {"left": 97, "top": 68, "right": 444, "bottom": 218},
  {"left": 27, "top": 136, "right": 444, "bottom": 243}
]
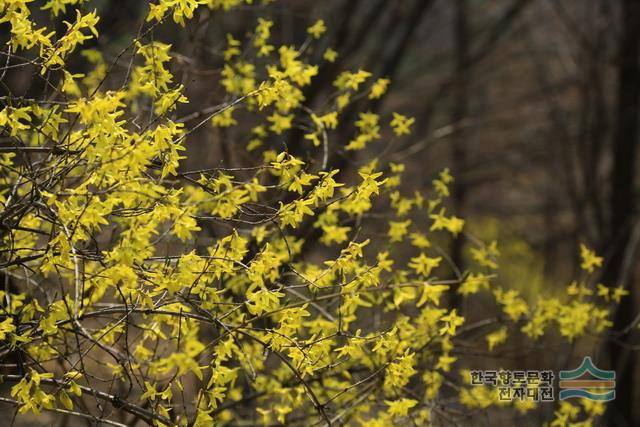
[{"left": 0, "top": 1, "right": 621, "bottom": 425}]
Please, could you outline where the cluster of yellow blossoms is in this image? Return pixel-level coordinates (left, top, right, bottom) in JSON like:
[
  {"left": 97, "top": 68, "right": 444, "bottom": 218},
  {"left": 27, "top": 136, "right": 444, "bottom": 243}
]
[{"left": 0, "top": 0, "right": 623, "bottom": 426}]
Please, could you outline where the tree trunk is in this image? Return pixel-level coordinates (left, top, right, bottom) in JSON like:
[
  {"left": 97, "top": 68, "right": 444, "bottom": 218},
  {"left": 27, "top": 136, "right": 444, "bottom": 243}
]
[
  {"left": 606, "top": 0, "right": 640, "bottom": 425},
  {"left": 450, "top": 0, "right": 470, "bottom": 308}
]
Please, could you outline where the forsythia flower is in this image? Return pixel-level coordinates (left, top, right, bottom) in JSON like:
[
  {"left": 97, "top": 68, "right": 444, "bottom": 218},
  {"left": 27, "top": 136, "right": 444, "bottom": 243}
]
[
  {"left": 334, "top": 69, "right": 372, "bottom": 91},
  {"left": 211, "top": 107, "right": 238, "bottom": 127},
  {"left": 390, "top": 112, "right": 415, "bottom": 135},
  {"left": 440, "top": 309, "right": 465, "bottom": 335},
  {"left": 486, "top": 326, "right": 508, "bottom": 350},
  {"left": 224, "top": 33, "right": 241, "bottom": 60},
  {"left": 0, "top": 107, "right": 32, "bottom": 136},
  {"left": 580, "top": 243, "right": 603, "bottom": 273},
  {"left": 612, "top": 285, "right": 629, "bottom": 303},
  {"left": 323, "top": 48, "right": 338, "bottom": 62},
  {"left": 385, "top": 398, "right": 418, "bottom": 417},
  {"left": 410, "top": 232, "right": 431, "bottom": 248},
  {"left": 408, "top": 253, "right": 442, "bottom": 277},
  {"left": 417, "top": 283, "right": 449, "bottom": 306},
  {"left": 369, "top": 78, "right": 390, "bottom": 99},
  {"left": 470, "top": 241, "right": 499, "bottom": 269},
  {"left": 388, "top": 220, "right": 411, "bottom": 242},
  {"left": 430, "top": 208, "right": 465, "bottom": 236},
  {"left": 267, "top": 113, "right": 294, "bottom": 134},
  {"left": 458, "top": 273, "right": 491, "bottom": 295},
  {"left": 254, "top": 18, "right": 274, "bottom": 56},
  {"left": 307, "top": 19, "right": 326, "bottom": 39}
]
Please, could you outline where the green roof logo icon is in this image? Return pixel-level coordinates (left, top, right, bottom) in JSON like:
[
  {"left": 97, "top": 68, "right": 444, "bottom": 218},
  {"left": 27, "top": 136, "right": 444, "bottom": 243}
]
[{"left": 559, "top": 357, "right": 615, "bottom": 401}]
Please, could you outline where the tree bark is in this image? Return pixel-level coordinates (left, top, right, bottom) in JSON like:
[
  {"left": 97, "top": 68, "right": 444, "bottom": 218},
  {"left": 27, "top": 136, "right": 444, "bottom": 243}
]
[
  {"left": 606, "top": 0, "right": 640, "bottom": 425},
  {"left": 450, "top": 0, "right": 470, "bottom": 308}
]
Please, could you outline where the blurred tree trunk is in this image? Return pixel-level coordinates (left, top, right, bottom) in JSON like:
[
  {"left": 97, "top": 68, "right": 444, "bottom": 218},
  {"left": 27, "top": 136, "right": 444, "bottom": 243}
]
[
  {"left": 450, "top": 0, "right": 470, "bottom": 308},
  {"left": 606, "top": 0, "right": 640, "bottom": 425}
]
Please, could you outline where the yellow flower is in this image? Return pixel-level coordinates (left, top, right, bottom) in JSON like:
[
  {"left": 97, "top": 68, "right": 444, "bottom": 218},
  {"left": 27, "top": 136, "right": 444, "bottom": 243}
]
[
  {"left": 612, "top": 285, "right": 629, "bottom": 303},
  {"left": 390, "top": 112, "right": 415, "bottom": 135},
  {"left": 267, "top": 113, "right": 294, "bottom": 134},
  {"left": 417, "top": 283, "right": 449, "bottom": 306},
  {"left": 409, "top": 232, "right": 431, "bottom": 249},
  {"left": 369, "top": 78, "right": 390, "bottom": 99},
  {"left": 307, "top": 19, "right": 326, "bottom": 39},
  {"left": 222, "top": 33, "right": 241, "bottom": 60},
  {"left": 580, "top": 243, "right": 603, "bottom": 273},
  {"left": 470, "top": 241, "right": 499, "bottom": 269},
  {"left": 385, "top": 398, "right": 418, "bottom": 417},
  {"left": 458, "top": 273, "right": 491, "bottom": 295},
  {"left": 440, "top": 309, "right": 465, "bottom": 335},
  {"left": 334, "top": 69, "right": 372, "bottom": 91},
  {"left": 486, "top": 326, "right": 508, "bottom": 350},
  {"left": 323, "top": 48, "right": 338, "bottom": 62},
  {"left": 388, "top": 219, "right": 411, "bottom": 242},
  {"left": 408, "top": 253, "right": 442, "bottom": 277},
  {"left": 211, "top": 107, "right": 237, "bottom": 127}
]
